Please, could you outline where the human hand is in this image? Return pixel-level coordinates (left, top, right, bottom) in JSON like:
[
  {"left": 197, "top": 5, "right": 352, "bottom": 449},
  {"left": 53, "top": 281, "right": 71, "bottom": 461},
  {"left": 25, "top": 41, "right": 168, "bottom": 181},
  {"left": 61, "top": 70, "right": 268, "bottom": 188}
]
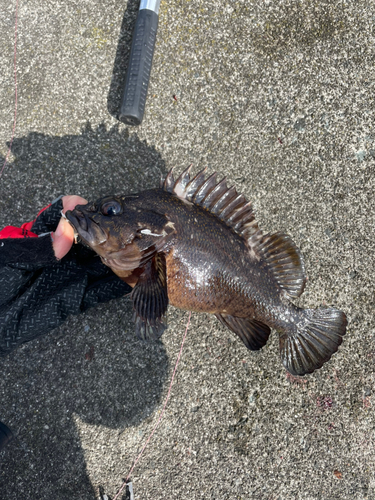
[{"left": 52, "top": 195, "right": 87, "bottom": 259}]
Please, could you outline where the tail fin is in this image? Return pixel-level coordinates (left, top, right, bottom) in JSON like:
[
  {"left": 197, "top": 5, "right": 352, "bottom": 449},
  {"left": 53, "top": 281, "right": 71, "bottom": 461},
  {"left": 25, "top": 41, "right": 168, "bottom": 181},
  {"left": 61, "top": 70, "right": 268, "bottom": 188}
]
[{"left": 279, "top": 308, "right": 347, "bottom": 376}]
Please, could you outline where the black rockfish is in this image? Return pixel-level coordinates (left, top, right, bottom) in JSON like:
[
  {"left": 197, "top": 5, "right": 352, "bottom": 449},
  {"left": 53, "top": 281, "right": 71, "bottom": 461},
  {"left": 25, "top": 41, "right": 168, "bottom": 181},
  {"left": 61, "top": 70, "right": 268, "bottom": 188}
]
[{"left": 66, "top": 167, "right": 347, "bottom": 376}]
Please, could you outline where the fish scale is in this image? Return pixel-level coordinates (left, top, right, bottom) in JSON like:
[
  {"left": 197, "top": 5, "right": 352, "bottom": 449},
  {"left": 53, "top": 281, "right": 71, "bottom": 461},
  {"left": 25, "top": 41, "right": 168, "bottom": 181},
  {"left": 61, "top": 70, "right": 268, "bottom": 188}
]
[{"left": 66, "top": 167, "right": 347, "bottom": 376}]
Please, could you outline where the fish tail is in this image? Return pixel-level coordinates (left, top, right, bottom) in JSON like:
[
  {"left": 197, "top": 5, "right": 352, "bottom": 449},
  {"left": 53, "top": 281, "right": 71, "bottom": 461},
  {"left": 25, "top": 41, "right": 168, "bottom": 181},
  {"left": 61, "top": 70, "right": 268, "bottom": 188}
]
[{"left": 279, "top": 308, "right": 347, "bottom": 376}]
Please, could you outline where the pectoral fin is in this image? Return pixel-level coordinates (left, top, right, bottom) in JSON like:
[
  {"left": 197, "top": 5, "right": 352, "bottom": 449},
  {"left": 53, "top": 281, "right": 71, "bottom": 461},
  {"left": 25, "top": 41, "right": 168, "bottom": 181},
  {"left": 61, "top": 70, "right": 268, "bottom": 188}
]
[
  {"left": 131, "top": 254, "right": 169, "bottom": 341},
  {"left": 215, "top": 314, "right": 271, "bottom": 350}
]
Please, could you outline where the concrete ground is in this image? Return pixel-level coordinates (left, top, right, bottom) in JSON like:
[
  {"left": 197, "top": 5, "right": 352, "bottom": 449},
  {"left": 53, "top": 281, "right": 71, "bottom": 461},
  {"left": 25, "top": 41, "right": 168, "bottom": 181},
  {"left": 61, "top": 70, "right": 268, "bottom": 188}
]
[{"left": 0, "top": 0, "right": 374, "bottom": 498}]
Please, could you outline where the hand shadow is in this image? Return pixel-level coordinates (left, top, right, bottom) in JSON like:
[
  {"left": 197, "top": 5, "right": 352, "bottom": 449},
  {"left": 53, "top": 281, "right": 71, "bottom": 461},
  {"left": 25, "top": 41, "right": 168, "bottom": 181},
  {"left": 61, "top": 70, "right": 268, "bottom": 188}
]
[{"left": 0, "top": 124, "right": 170, "bottom": 500}]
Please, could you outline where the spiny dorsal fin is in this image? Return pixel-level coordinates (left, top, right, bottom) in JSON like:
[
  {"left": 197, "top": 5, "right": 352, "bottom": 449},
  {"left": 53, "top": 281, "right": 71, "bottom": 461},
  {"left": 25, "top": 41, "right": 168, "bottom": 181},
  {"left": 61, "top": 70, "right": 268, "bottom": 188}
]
[
  {"left": 161, "top": 167, "right": 176, "bottom": 192},
  {"left": 256, "top": 232, "right": 306, "bottom": 298},
  {"left": 161, "top": 166, "right": 261, "bottom": 240},
  {"left": 161, "top": 168, "right": 305, "bottom": 297}
]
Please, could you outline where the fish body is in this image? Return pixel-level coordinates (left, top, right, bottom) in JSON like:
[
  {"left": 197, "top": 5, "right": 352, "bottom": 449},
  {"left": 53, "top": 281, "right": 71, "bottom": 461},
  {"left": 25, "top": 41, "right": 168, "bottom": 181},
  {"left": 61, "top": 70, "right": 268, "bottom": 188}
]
[
  {"left": 66, "top": 168, "right": 347, "bottom": 375},
  {"left": 128, "top": 189, "right": 293, "bottom": 326}
]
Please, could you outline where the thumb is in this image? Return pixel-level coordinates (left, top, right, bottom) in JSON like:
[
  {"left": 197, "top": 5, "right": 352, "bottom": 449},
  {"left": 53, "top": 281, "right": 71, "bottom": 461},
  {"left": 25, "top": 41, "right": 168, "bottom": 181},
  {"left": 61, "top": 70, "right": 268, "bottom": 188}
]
[
  {"left": 52, "top": 217, "right": 75, "bottom": 259},
  {"left": 52, "top": 195, "right": 88, "bottom": 259}
]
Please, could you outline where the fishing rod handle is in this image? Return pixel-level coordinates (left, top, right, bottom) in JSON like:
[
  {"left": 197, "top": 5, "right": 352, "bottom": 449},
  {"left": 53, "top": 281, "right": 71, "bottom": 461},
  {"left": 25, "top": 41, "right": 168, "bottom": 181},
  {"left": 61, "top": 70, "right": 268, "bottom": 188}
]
[{"left": 119, "top": 1, "right": 160, "bottom": 126}]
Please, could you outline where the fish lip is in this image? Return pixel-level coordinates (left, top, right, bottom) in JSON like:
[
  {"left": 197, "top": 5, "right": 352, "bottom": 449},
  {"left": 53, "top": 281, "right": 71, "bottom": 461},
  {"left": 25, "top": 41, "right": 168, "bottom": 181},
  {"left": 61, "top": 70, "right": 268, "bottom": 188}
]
[{"left": 65, "top": 210, "right": 108, "bottom": 246}]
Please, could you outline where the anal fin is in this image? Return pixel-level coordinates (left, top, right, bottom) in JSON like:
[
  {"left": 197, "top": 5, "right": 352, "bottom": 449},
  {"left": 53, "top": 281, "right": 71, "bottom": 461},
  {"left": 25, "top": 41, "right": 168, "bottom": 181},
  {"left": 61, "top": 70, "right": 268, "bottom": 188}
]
[
  {"left": 131, "top": 254, "right": 169, "bottom": 341},
  {"left": 215, "top": 314, "right": 271, "bottom": 351}
]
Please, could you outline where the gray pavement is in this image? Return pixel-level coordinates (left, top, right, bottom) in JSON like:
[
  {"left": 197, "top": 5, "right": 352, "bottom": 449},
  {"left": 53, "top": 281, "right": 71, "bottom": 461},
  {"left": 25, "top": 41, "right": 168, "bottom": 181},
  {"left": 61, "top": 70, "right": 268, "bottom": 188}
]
[{"left": 0, "top": 0, "right": 374, "bottom": 498}]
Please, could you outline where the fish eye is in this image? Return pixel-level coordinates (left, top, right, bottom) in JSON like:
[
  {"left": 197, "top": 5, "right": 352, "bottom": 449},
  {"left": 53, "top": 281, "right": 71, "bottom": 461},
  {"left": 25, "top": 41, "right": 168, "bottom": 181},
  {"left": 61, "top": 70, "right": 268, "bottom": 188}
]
[{"left": 101, "top": 200, "right": 122, "bottom": 216}]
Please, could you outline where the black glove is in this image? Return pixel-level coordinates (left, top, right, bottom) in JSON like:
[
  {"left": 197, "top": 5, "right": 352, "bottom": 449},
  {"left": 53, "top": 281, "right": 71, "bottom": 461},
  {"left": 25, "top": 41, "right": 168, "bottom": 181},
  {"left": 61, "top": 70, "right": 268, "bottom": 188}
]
[{"left": 0, "top": 197, "right": 131, "bottom": 356}]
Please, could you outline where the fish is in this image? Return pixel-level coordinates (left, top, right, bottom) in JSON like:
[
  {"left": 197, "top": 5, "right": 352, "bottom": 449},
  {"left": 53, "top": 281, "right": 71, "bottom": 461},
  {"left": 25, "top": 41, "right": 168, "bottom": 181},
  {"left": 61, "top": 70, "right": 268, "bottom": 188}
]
[{"left": 66, "top": 167, "right": 347, "bottom": 376}]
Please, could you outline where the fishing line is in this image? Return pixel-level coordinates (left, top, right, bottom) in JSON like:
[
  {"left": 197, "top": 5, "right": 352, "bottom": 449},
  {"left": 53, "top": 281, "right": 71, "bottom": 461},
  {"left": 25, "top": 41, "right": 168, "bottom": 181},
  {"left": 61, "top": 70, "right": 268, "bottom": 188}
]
[
  {"left": 0, "top": 0, "right": 19, "bottom": 179},
  {"left": 112, "top": 311, "right": 192, "bottom": 500}
]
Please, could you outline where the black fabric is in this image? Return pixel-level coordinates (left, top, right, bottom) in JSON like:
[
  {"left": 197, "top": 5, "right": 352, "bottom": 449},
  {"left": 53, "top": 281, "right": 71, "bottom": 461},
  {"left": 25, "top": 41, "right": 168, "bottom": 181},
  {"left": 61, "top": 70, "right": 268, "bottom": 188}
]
[
  {"left": 0, "top": 198, "right": 131, "bottom": 356},
  {"left": 0, "top": 234, "right": 56, "bottom": 267}
]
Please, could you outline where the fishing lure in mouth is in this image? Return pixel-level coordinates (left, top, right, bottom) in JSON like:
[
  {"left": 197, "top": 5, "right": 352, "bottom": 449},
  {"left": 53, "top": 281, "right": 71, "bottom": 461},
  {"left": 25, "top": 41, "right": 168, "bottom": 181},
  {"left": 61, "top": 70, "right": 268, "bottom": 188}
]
[{"left": 66, "top": 167, "right": 347, "bottom": 376}]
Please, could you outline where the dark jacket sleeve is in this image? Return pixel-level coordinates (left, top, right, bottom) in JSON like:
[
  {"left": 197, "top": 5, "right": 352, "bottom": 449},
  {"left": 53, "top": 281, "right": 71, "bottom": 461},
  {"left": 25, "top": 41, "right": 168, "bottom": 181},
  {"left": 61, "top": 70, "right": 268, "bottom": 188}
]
[{"left": 0, "top": 197, "right": 131, "bottom": 356}]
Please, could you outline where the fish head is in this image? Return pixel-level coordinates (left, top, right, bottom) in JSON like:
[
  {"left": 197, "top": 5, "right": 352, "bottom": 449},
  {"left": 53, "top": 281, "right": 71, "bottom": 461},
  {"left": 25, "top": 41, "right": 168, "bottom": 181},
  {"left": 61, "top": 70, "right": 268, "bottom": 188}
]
[
  {"left": 65, "top": 194, "right": 176, "bottom": 272},
  {"left": 65, "top": 195, "right": 139, "bottom": 256}
]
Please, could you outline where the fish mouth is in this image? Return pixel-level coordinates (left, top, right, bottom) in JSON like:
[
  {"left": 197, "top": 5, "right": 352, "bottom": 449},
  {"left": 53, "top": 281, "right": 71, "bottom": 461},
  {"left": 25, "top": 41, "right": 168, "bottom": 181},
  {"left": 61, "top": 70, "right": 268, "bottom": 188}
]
[{"left": 65, "top": 209, "right": 107, "bottom": 247}]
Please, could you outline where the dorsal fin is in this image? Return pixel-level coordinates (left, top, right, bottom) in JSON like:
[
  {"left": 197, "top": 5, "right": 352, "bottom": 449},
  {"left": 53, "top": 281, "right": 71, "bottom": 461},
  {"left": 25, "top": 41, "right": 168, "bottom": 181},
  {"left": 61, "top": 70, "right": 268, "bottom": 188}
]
[
  {"left": 161, "top": 167, "right": 176, "bottom": 192},
  {"left": 255, "top": 232, "right": 306, "bottom": 298},
  {"left": 161, "top": 167, "right": 262, "bottom": 241},
  {"left": 161, "top": 168, "right": 305, "bottom": 297}
]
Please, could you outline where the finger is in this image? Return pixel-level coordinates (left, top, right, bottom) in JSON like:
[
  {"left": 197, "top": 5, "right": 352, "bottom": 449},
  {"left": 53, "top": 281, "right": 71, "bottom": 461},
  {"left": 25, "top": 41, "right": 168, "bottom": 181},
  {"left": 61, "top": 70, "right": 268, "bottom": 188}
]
[{"left": 61, "top": 195, "right": 88, "bottom": 214}]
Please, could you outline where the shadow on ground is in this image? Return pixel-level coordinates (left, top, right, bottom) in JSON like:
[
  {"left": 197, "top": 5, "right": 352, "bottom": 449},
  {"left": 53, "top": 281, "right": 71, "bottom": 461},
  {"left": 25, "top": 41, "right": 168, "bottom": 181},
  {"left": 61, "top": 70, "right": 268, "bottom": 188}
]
[
  {"left": 0, "top": 122, "right": 166, "bottom": 226},
  {"left": 0, "top": 125, "right": 169, "bottom": 499}
]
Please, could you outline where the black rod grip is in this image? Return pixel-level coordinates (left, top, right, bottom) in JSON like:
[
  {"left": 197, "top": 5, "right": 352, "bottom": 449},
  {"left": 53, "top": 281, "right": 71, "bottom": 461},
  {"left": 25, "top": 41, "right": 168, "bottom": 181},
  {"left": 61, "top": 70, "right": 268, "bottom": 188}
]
[{"left": 119, "top": 9, "right": 159, "bottom": 126}]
